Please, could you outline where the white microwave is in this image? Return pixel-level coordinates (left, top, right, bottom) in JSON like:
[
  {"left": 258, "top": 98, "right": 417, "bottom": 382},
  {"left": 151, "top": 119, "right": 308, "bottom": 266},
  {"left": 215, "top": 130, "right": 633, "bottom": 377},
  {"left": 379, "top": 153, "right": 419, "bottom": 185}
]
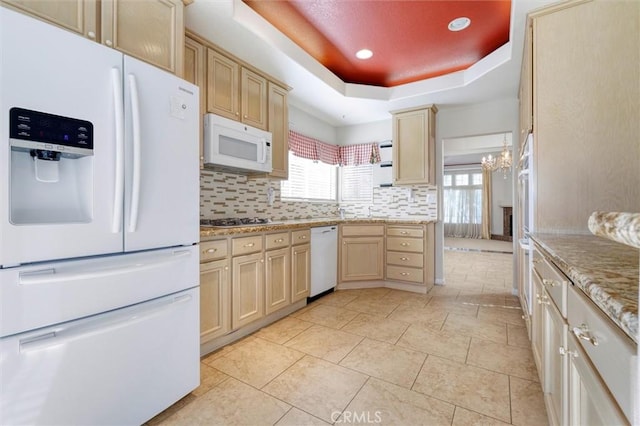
[{"left": 204, "top": 113, "right": 272, "bottom": 173}]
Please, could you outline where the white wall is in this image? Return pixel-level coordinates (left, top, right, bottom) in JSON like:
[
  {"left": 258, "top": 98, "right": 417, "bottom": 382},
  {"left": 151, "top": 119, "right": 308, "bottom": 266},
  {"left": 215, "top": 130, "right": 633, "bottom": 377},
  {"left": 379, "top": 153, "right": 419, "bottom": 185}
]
[
  {"left": 288, "top": 105, "right": 337, "bottom": 143},
  {"left": 337, "top": 119, "right": 391, "bottom": 146},
  {"left": 435, "top": 98, "right": 519, "bottom": 288}
]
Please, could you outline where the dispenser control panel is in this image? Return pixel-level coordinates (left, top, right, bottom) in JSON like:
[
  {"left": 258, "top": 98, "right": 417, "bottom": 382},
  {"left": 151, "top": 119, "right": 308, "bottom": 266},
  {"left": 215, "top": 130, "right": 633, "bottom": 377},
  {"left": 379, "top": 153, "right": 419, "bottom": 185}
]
[{"left": 9, "top": 107, "right": 94, "bottom": 157}]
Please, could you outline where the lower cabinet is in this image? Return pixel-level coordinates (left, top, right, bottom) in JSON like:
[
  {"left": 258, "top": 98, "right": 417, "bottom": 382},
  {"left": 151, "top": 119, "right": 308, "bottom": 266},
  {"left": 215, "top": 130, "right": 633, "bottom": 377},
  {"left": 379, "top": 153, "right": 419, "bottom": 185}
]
[
  {"left": 231, "top": 251, "right": 264, "bottom": 330},
  {"left": 339, "top": 224, "right": 384, "bottom": 282},
  {"left": 543, "top": 291, "right": 568, "bottom": 426},
  {"left": 265, "top": 247, "right": 290, "bottom": 315},
  {"left": 200, "top": 257, "right": 230, "bottom": 343},
  {"left": 291, "top": 242, "right": 311, "bottom": 302}
]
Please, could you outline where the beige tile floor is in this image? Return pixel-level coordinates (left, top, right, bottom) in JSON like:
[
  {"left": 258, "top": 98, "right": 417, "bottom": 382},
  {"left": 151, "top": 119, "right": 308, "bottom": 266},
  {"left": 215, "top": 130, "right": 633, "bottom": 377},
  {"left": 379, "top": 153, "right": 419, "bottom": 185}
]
[{"left": 148, "top": 250, "right": 548, "bottom": 425}]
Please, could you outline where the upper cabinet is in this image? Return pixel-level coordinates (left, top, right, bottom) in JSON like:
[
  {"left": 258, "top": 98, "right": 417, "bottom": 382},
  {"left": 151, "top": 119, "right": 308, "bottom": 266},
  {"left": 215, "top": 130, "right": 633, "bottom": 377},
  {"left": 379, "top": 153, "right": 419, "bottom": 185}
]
[
  {"left": 267, "top": 82, "right": 289, "bottom": 179},
  {"left": 2, "top": 0, "right": 185, "bottom": 75},
  {"left": 518, "top": 21, "right": 533, "bottom": 146},
  {"left": 0, "top": 0, "right": 98, "bottom": 39},
  {"left": 391, "top": 105, "right": 437, "bottom": 185},
  {"left": 526, "top": 0, "right": 640, "bottom": 233},
  {"left": 206, "top": 48, "right": 268, "bottom": 130},
  {"left": 184, "top": 35, "right": 206, "bottom": 167},
  {"left": 101, "top": 0, "right": 184, "bottom": 75}
]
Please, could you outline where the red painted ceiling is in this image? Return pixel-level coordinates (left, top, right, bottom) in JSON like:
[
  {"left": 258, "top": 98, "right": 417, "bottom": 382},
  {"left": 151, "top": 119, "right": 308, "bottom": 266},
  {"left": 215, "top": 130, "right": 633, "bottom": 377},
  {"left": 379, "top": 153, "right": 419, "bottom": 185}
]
[{"left": 243, "top": 0, "right": 512, "bottom": 87}]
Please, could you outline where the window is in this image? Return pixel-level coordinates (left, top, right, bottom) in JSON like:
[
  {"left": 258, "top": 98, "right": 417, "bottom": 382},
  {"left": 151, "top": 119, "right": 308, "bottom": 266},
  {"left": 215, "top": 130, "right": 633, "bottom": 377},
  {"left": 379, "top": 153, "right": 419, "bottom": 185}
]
[
  {"left": 443, "top": 169, "right": 483, "bottom": 238},
  {"left": 281, "top": 152, "right": 337, "bottom": 201},
  {"left": 340, "top": 164, "right": 373, "bottom": 203}
]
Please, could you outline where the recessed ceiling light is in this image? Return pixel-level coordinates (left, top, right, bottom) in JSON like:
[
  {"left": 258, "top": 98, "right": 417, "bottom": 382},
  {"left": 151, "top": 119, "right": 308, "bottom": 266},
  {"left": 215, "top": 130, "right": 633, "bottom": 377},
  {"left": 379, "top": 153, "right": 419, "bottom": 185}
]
[
  {"left": 356, "top": 49, "right": 373, "bottom": 60},
  {"left": 448, "top": 17, "right": 471, "bottom": 32}
]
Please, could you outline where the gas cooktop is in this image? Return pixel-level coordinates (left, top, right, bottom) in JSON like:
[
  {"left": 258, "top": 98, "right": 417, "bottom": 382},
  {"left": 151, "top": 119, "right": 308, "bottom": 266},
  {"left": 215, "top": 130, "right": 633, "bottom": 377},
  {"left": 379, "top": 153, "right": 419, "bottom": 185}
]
[{"left": 200, "top": 217, "right": 277, "bottom": 228}]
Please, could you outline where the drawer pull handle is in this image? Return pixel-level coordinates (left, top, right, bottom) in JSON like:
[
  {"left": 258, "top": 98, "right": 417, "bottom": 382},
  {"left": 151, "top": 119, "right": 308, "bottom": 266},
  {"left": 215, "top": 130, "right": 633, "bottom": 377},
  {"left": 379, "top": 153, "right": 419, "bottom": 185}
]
[
  {"left": 274, "top": 238, "right": 284, "bottom": 243},
  {"left": 300, "top": 235, "right": 307, "bottom": 239},
  {"left": 543, "top": 278, "right": 560, "bottom": 287},
  {"left": 205, "top": 248, "right": 217, "bottom": 253},
  {"left": 401, "top": 272, "right": 410, "bottom": 276},
  {"left": 401, "top": 231, "right": 409, "bottom": 235},
  {"left": 244, "top": 243, "right": 255, "bottom": 248},
  {"left": 400, "top": 243, "right": 409, "bottom": 247},
  {"left": 400, "top": 257, "right": 409, "bottom": 261},
  {"left": 558, "top": 346, "right": 577, "bottom": 357},
  {"left": 572, "top": 324, "right": 599, "bottom": 346},
  {"left": 536, "top": 295, "right": 549, "bottom": 305},
  {"left": 533, "top": 259, "right": 542, "bottom": 264}
]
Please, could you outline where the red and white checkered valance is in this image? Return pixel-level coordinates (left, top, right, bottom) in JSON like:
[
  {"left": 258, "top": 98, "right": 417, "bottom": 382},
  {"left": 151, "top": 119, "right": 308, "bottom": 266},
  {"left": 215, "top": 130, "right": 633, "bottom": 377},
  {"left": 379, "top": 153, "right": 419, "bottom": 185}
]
[{"left": 288, "top": 130, "right": 381, "bottom": 166}]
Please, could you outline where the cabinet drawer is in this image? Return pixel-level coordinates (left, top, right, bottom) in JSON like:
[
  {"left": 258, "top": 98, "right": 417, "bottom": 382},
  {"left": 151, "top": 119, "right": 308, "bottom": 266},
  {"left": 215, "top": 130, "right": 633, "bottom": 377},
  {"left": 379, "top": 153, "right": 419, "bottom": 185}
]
[
  {"left": 200, "top": 239, "right": 228, "bottom": 262},
  {"left": 386, "top": 226, "right": 424, "bottom": 238},
  {"left": 386, "top": 265, "right": 423, "bottom": 284},
  {"left": 291, "top": 229, "right": 310, "bottom": 245},
  {"left": 231, "top": 235, "right": 263, "bottom": 256},
  {"left": 387, "top": 251, "right": 423, "bottom": 268},
  {"left": 265, "top": 231, "right": 290, "bottom": 250},
  {"left": 533, "top": 252, "right": 567, "bottom": 317},
  {"left": 341, "top": 224, "right": 385, "bottom": 237},
  {"left": 567, "top": 285, "right": 635, "bottom": 421},
  {"left": 387, "top": 237, "right": 423, "bottom": 253}
]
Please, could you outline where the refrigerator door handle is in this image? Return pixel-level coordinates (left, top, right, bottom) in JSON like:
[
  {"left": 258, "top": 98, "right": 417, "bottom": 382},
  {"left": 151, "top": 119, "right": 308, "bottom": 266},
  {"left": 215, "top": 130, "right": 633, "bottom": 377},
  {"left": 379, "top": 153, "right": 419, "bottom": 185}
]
[
  {"left": 111, "top": 68, "right": 125, "bottom": 233},
  {"left": 128, "top": 73, "right": 142, "bottom": 233},
  {"left": 19, "top": 292, "right": 193, "bottom": 353},
  {"left": 18, "top": 250, "right": 192, "bottom": 285}
]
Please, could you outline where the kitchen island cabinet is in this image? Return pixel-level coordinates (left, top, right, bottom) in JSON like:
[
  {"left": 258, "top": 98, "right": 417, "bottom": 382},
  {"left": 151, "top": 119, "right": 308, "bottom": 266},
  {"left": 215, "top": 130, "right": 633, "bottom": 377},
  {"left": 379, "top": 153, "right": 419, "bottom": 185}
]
[{"left": 530, "top": 234, "right": 637, "bottom": 425}]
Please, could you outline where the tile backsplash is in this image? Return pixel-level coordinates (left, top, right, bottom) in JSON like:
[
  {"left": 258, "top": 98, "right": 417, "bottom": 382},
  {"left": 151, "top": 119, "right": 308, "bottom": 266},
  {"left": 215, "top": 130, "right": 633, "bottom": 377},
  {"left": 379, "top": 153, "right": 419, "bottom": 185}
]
[{"left": 200, "top": 170, "right": 438, "bottom": 220}]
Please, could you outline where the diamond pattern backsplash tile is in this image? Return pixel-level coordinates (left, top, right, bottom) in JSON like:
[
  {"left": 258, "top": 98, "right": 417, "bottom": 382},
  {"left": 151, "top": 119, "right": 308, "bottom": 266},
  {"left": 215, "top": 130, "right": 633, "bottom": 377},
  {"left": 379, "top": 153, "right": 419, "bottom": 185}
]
[{"left": 200, "top": 170, "right": 438, "bottom": 220}]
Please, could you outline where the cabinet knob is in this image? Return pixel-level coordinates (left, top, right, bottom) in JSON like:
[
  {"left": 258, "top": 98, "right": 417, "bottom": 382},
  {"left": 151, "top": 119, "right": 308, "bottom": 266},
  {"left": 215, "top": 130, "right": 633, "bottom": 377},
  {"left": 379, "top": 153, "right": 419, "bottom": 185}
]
[
  {"left": 260, "top": 259, "right": 264, "bottom": 263},
  {"left": 87, "top": 31, "right": 96, "bottom": 39},
  {"left": 105, "top": 39, "right": 113, "bottom": 47},
  {"left": 275, "top": 238, "right": 284, "bottom": 243},
  {"left": 300, "top": 235, "right": 307, "bottom": 239},
  {"left": 543, "top": 278, "right": 560, "bottom": 287},
  {"left": 401, "top": 231, "right": 408, "bottom": 235},
  {"left": 244, "top": 243, "right": 255, "bottom": 248},
  {"left": 401, "top": 272, "right": 410, "bottom": 276},
  {"left": 401, "top": 242, "right": 409, "bottom": 247},
  {"left": 400, "top": 257, "right": 408, "bottom": 261},
  {"left": 572, "top": 324, "right": 599, "bottom": 346},
  {"left": 225, "top": 266, "right": 229, "bottom": 270}
]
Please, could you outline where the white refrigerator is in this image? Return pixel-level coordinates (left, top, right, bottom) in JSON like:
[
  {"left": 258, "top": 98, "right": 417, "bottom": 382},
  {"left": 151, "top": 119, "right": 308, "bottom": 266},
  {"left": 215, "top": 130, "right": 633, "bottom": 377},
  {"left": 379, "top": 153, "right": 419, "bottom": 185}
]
[{"left": 0, "top": 7, "right": 200, "bottom": 425}]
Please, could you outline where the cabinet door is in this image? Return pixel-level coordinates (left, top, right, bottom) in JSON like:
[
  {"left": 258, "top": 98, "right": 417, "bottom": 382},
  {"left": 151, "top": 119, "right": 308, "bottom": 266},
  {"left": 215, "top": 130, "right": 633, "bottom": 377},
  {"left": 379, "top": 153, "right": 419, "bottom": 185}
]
[
  {"left": 200, "top": 259, "right": 230, "bottom": 343},
  {"left": 519, "top": 20, "right": 533, "bottom": 142},
  {"left": 340, "top": 237, "right": 384, "bottom": 282},
  {"left": 184, "top": 36, "right": 206, "bottom": 168},
  {"left": 291, "top": 243, "right": 311, "bottom": 302},
  {"left": 566, "top": 336, "right": 628, "bottom": 426},
  {"left": 101, "top": 0, "right": 184, "bottom": 75},
  {"left": 240, "top": 67, "right": 267, "bottom": 130},
  {"left": 207, "top": 48, "right": 239, "bottom": 121},
  {"left": 531, "top": 271, "right": 545, "bottom": 383},
  {"left": 544, "top": 299, "right": 568, "bottom": 426},
  {"left": 265, "top": 247, "right": 290, "bottom": 314},
  {"left": 267, "top": 82, "right": 289, "bottom": 179},
  {"left": 231, "top": 252, "right": 264, "bottom": 329},
  {"left": 2, "top": 0, "right": 98, "bottom": 39},
  {"left": 392, "top": 107, "right": 435, "bottom": 185}
]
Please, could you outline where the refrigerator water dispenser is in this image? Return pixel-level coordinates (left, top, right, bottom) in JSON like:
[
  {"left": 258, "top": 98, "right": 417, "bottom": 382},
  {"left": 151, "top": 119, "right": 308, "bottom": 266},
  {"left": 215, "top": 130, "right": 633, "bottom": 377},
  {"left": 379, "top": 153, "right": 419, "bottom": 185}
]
[{"left": 9, "top": 108, "right": 94, "bottom": 224}]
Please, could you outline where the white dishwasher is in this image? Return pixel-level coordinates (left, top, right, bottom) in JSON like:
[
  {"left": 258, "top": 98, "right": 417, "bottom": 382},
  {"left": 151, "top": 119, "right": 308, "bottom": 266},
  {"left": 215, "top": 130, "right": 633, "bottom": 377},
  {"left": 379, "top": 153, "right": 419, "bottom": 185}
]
[{"left": 310, "top": 226, "right": 338, "bottom": 297}]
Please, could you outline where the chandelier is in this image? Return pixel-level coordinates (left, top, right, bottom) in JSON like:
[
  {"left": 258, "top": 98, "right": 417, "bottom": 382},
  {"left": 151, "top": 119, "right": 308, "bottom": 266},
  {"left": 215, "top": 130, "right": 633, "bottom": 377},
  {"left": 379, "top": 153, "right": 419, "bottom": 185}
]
[{"left": 481, "top": 134, "right": 512, "bottom": 178}]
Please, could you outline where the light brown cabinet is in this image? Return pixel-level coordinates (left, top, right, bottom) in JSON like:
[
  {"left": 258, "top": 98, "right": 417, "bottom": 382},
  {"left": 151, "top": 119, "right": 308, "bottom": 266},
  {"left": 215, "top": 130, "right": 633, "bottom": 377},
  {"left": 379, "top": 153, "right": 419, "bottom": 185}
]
[
  {"left": 524, "top": 0, "right": 640, "bottom": 233},
  {"left": 391, "top": 105, "right": 437, "bottom": 185},
  {"left": 231, "top": 235, "right": 264, "bottom": 329},
  {"left": 1, "top": 0, "right": 98, "bottom": 39},
  {"left": 265, "top": 232, "right": 291, "bottom": 314},
  {"left": 199, "top": 239, "right": 230, "bottom": 343},
  {"left": 291, "top": 229, "right": 311, "bottom": 302},
  {"left": 184, "top": 35, "right": 206, "bottom": 168},
  {"left": 339, "top": 224, "right": 384, "bottom": 282},
  {"left": 267, "top": 82, "right": 289, "bottom": 179},
  {"left": 206, "top": 48, "right": 268, "bottom": 130},
  {"left": 3, "top": 0, "right": 185, "bottom": 75},
  {"left": 385, "top": 225, "right": 425, "bottom": 286}
]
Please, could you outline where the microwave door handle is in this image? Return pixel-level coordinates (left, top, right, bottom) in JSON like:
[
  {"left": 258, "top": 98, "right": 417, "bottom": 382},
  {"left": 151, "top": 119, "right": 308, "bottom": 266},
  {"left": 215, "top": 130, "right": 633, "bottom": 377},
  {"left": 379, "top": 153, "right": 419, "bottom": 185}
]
[{"left": 260, "top": 139, "right": 267, "bottom": 163}]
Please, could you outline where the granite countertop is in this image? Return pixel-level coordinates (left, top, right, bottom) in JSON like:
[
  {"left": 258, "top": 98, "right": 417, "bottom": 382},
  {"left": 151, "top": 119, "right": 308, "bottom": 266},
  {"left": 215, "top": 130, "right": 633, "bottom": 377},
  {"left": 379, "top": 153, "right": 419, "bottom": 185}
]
[
  {"left": 588, "top": 211, "right": 640, "bottom": 249},
  {"left": 530, "top": 233, "right": 638, "bottom": 343},
  {"left": 200, "top": 217, "right": 436, "bottom": 238}
]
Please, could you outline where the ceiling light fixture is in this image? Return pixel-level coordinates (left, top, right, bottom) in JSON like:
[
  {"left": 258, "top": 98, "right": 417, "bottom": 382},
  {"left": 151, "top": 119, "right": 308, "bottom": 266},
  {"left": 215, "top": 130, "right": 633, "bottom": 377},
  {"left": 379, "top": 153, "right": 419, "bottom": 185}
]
[
  {"left": 355, "top": 49, "right": 373, "bottom": 60},
  {"left": 481, "top": 133, "right": 512, "bottom": 178},
  {"left": 448, "top": 17, "right": 471, "bottom": 32}
]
